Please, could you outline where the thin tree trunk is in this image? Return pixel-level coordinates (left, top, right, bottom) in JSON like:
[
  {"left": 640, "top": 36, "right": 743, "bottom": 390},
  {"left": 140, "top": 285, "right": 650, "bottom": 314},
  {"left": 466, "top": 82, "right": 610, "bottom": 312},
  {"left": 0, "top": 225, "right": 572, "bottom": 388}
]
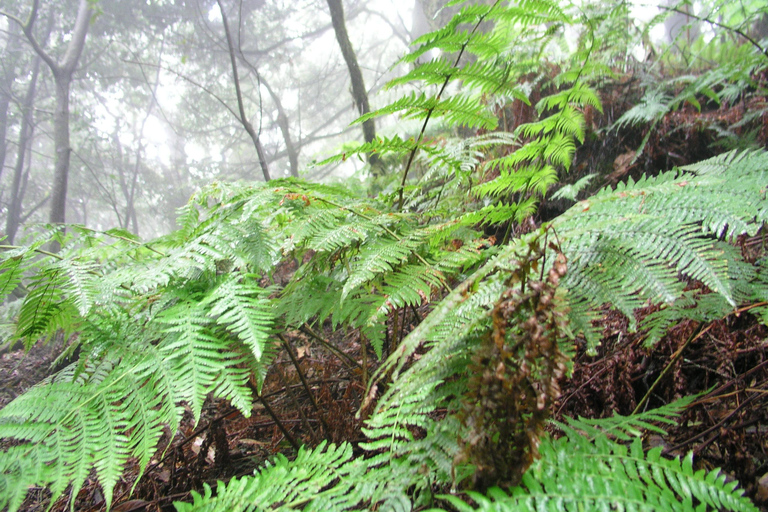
[
  {"left": 326, "top": 0, "right": 382, "bottom": 176},
  {"left": 6, "top": 54, "right": 41, "bottom": 243},
  {"left": 216, "top": 0, "right": 271, "bottom": 182},
  {"left": 262, "top": 77, "right": 299, "bottom": 177},
  {"left": 0, "top": 23, "right": 22, "bottom": 187},
  {"left": 49, "top": 72, "right": 71, "bottom": 227},
  {"left": 232, "top": 36, "right": 299, "bottom": 178},
  {"left": 3, "top": 0, "right": 94, "bottom": 249}
]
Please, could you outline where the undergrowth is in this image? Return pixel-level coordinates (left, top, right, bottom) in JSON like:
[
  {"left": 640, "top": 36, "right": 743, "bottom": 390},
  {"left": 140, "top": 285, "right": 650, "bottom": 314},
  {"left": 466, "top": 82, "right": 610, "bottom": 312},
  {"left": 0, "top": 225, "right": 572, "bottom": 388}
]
[{"left": 1, "top": 0, "right": 767, "bottom": 510}]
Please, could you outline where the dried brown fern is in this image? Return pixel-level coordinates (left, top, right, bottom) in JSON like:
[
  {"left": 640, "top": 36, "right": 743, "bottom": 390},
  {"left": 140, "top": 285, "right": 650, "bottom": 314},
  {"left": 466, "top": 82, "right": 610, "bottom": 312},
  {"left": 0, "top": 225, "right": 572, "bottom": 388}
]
[{"left": 459, "top": 239, "right": 570, "bottom": 489}]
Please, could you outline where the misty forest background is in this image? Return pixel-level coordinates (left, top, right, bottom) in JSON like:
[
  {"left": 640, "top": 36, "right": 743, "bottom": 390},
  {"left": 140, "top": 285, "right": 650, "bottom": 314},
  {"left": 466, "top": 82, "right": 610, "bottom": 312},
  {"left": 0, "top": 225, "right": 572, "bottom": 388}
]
[
  {"left": 0, "top": 0, "right": 457, "bottom": 242},
  {"left": 1, "top": 0, "right": 768, "bottom": 510}
]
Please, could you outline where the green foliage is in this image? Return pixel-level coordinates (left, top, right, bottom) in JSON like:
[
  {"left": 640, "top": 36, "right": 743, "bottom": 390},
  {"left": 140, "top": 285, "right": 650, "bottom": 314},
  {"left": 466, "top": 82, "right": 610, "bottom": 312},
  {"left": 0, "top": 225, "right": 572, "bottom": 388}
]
[
  {"left": 551, "top": 149, "right": 768, "bottom": 347},
  {"left": 612, "top": 0, "right": 768, "bottom": 155},
  {"left": 1, "top": 0, "right": 767, "bottom": 510},
  {"left": 439, "top": 416, "right": 758, "bottom": 512}
]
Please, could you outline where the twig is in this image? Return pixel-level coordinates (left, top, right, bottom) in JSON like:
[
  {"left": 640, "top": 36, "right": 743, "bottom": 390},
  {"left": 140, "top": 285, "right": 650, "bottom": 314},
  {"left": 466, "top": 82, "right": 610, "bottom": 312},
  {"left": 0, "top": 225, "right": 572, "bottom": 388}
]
[
  {"left": 299, "top": 324, "right": 360, "bottom": 369},
  {"left": 248, "top": 380, "right": 300, "bottom": 450},
  {"left": 665, "top": 389, "right": 764, "bottom": 455},
  {"left": 655, "top": 4, "right": 768, "bottom": 60},
  {"left": 396, "top": 0, "right": 504, "bottom": 211},
  {"left": 633, "top": 323, "right": 712, "bottom": 414},
  {"left": 278, "top": 332, "right": 331, "bottom": 435},
  {"left": 275, "top": 363, "right": 319, "bottom": 443}
]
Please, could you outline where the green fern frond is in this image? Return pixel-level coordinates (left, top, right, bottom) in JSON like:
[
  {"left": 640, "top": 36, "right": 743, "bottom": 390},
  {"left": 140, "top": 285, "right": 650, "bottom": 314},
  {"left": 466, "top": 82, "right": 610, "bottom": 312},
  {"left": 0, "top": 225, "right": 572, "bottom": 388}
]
[
  {"left": 200, "top": 273, "right": 274, "bottom": 361},
  {"left": 615, "top": 89, "right": 672, "bottom": 129},
  {"left": 0, "top": 352, "right": 173, "bottom": 511},
  {"left": 537, "top": 82, "right": 603, "bottom": 113},
  {"left": 316, "top": 135, "right": 420, "bottom": 166},
  {"left": 461, "top": 197, "right": 540, "bottom": 226},
  {"left": 440, "top": 438, "right": 757, "bottom": 511},
  {"left": 438, "top": 398, "right": 756, "bottom": 512},
  {"left": 342, "top": 232, "right": 427, "bottom": 300},
  {"left": 388, "top": 59, "right": 530, "bottom": 103},
  {"left": 556, "top": 395, "right": 697, "bottom": 441},
  {"left": 370, "top": 264, "right": 442, "bottom": 319},
  {"left": 0, "top": 246, "right": 32, "bottom": 299},
  {"left": 536, "top": 149, "right": 768, "bottom": 349},
  {"left": 475, "top": 163, "right": 559, "bottom": 198},
  {"left": 176, "top": 442, "right": 364, "bottom": 512},
  {"left": 278, "top": 273, "right": 341, "bottom": 327},
  {"left": 15, "top": 269, "right": 71, "bottom": 346},
  {"left": 356, "top": 91, "right": 498, "bottom": 130},
  {"left": 158, "top": 300, "right": 248, "bottom": 420}
]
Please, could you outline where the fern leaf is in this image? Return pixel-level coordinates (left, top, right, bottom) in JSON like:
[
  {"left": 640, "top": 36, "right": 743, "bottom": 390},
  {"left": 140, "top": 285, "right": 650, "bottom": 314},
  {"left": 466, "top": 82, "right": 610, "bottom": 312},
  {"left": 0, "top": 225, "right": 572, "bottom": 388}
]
[
  {"left": 15, "top": 269, "right": 70, "bottom": 346},
  {"left": 342, "top": 234, "right": 424, "bottom": 300},
  {"left": 201, "top": 274, "right": 274, "bottom": 361},
  {"left": 0, "top": 247, "right": 31, "bottom": 300},
  {"left": 437, "top": 414, "right": 757, "bottom": 512},
  {"left": 158, "top": 301, "right": 243, "bottom": 421},
  {"left": 175, "top": 442, "right": 361, "bottom": 512}
]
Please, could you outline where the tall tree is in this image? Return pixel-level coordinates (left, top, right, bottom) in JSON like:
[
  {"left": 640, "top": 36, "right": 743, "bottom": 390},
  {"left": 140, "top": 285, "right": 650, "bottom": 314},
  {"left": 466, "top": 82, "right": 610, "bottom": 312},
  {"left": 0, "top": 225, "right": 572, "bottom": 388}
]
[
  {"left": 326, "top": 0, "right": 382, "bottom": 176},
  {"left": 1, "top": 0, "right": 94, "bottom": 237}
]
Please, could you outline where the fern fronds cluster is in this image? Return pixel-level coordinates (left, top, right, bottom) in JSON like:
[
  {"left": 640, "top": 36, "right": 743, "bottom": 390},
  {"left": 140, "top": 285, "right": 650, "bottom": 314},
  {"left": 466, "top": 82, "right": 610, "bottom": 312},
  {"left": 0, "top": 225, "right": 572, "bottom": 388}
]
[
  {"left": 1, "top": 0, "right": 768, "bottom": 508},
  {"left": 0, "top": 177, "right": 487, "bottom": 510},
  {"left": 440, "top": 402, "right": 758, "bottom": 512},
  {"left": 551, "top": 148, "right": 768, "bottom": 347}
]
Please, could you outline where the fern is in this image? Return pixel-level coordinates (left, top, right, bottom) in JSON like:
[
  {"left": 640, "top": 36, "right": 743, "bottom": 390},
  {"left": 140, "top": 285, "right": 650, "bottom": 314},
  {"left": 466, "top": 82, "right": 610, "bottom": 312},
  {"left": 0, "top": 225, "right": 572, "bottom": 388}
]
[
  {"left": 551, "top": 150, "right": 768, "bottom": 343},
  {"left": 438, "top": 396, "right": 757, "bottom": 512},
  {"left": 199, "top": 274, "right": 274, "bottom": 361},
  {"left": 440, "top": 439, "right": 757, "bottom": 511},
  {"left": 1, "top": 0, "right": 767, "bottom": 509}
]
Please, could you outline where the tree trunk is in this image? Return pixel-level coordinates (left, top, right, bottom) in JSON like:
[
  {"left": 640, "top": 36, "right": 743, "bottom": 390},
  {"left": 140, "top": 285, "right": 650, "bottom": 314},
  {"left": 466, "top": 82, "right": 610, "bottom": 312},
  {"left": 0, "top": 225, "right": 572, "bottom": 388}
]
[
  {"left": 4, "top": 0, "right": 94, "bottom": 249},
  {"left": 6, "top": 55, "right": 41, "bottom": 243},
  {"left": 0, "top": 23, "right": 22, "bottom": 187},
  {"left": 326, "top": 0, "right": 382, "bottom": 176},
  {"left": 262, "top": 78, "right": 299, "bottom": 177},
  {"left": 49, "top": 72, "right": 71, "bottom": 226}
]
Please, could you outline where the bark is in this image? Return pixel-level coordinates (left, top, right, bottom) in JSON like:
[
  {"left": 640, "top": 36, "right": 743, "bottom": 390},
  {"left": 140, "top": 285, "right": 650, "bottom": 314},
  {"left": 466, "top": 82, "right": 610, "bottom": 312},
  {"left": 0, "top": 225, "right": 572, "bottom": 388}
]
[
  {"left": 261, "top": 77, "right": 299, "bottom": 177},
  {"left": 6, "top": 54, "right": 41, "bottom": 243},
  {"left": 230, "top": 21, "right": 300, "bottom": 178},
  {"left": 217, "top": 0, "right": 271, "bottom": 182},
  {"left": 3, "top": 0, "right": 94, "bottom": 248},
  {"left": 49, "top": 73, "right": 71, "bottom": 227},
  {"left": 0, "top": 23, "right": 22, "bottom": 187},
  {"left": 663, "top": 0, "right": 700, "bottom": 48},
  {"left": 326, "top": 0, "right": 382, "bottom": 176}
]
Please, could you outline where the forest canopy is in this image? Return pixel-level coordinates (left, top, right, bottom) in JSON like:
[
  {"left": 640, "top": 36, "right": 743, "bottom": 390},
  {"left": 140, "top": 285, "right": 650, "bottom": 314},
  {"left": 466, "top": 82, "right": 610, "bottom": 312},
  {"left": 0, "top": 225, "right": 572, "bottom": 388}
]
[{"left": 0, "top": 0, "right": 768, "bottom": 510}]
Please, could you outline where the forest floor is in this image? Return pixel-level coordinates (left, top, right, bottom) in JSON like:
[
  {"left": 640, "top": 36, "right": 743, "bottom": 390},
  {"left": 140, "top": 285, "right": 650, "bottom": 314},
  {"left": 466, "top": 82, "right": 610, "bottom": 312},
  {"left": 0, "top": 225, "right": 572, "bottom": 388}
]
[{"left": 4, "top": 294, "right": 768, "bottom": 511}]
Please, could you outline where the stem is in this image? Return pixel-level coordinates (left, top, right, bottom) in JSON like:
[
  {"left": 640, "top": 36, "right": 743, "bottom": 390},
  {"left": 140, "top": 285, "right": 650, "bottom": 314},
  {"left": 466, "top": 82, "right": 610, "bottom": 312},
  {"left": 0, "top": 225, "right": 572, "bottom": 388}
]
[
  {"left": 278, "top": 332, "right": 331, "bottom": 435},
  {"left": 361, "top": 332, "right": 368, "bottom": 389},
  {"left": 633, "top": 323, "right": 712, "bottom": 414},
  {"left": 248, "top": 380, "right": 300, "bottom": 450},
  {"left": 396, "top": 0, "right": 504, "bottom": 211},
  {"left": 299, "top": 324, "right": 360, "bottom": 369},
  {"left": 275, "top": 363, "right": 319, "bottom": 444}
]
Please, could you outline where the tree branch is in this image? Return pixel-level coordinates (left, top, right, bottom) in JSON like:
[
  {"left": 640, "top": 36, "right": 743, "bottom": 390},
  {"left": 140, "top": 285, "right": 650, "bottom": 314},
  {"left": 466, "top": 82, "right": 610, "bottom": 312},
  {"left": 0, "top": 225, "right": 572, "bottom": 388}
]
[
  {"left": 657, "top": 4, "right": 768, "bottom": 59},
  {"left": 216, "top": 0, "right": 271, "bottom": 181}
]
